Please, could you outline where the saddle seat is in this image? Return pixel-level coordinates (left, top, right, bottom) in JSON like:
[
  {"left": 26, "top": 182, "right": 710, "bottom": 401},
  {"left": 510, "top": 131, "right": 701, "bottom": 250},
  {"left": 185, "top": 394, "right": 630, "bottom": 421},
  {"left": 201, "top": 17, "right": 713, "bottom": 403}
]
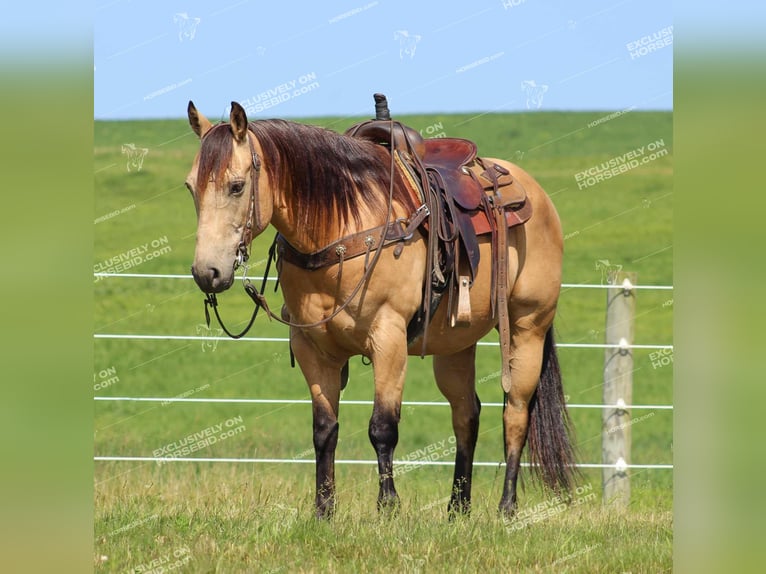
[
  {"left": 345, "top": 119, "right": 427, "bottom": 159},
  {"left": 345, "top": 120, "right": 529, "bottom": 225}
]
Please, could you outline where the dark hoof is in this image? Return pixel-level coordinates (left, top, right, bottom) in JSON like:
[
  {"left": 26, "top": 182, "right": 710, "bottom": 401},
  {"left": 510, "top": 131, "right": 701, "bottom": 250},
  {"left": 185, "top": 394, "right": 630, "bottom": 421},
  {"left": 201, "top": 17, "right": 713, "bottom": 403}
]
[
  {"left": 498, "top": 499, "right": 517, "bottom": 520},
  {"left": 447, "top": 497, "right": 471, "bottom": 520},
  {"left": 315, "top": 497, "right": 336, "bottom": 520},
  {"left": 377, "top": 493, "right": 401, "bottom": 516}
]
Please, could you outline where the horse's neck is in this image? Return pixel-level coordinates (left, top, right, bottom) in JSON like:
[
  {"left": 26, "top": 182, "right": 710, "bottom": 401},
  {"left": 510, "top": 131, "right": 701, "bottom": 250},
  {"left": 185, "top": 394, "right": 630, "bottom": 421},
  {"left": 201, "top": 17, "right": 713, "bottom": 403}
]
[
  {"left": 270, "top": 200, "right": 370, "bottom": 254},
  {"left": 270, "top": 205, "right": 322, "bottom": 253}
]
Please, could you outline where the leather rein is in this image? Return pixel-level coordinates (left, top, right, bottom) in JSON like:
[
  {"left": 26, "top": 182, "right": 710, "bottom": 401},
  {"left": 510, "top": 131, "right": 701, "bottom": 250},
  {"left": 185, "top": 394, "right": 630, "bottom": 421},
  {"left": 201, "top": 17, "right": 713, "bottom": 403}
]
[{"left": 203, "top": 124, "right": 424, "bottom": 338}]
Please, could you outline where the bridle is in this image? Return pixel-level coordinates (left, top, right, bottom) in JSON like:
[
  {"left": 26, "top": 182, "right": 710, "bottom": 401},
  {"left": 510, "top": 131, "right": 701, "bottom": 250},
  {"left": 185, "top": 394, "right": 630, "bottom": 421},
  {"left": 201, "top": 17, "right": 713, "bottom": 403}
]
[
  {"left": 202, "top": 124, "right": 405, "bottom": 339},
  {"left": 234, "top": 133, "right": 261, "bottom": 271},
  {"left": 202, "top": 130, "right": 264, "bottom": 339}
]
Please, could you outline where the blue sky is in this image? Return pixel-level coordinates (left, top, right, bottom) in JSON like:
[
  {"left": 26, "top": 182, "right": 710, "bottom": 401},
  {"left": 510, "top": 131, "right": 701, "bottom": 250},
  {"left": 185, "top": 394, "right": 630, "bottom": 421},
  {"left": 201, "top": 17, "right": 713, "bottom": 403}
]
[{"left": 94, "top": 0, "right": 673, "bottom": 119}]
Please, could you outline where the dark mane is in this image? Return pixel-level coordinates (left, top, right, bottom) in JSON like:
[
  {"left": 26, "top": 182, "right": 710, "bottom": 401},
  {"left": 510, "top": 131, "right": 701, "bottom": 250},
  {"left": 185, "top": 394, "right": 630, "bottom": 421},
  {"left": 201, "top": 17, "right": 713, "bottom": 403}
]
[{"left": 196, "top": 119, "right": 419, "bottom": 239}]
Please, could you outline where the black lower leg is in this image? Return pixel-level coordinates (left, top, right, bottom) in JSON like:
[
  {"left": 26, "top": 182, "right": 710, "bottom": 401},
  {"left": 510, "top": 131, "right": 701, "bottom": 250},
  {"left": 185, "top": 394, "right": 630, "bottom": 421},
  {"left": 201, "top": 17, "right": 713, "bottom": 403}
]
[
  {"left": 498, "top": 450, "right": 521, "bottom": 518},
  {"left": 314, "top": 412, "right": 339, "bottom": 518},
  {"left": 369, "top": 408, "right": 400, "bottom": 511},
  {"left": 448, "top": 393, "right": 481, "bottom": 517}
]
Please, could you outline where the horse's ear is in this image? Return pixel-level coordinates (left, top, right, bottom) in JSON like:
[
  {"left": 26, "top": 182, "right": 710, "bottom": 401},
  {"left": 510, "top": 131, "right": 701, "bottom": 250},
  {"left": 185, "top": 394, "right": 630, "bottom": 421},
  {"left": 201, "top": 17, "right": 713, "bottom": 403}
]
[
  {"left": 230, "top": 101, "right": 249, "bottom": 143},
  {"left": 188, "top": 100, "right": 212, "bottom": 139}
]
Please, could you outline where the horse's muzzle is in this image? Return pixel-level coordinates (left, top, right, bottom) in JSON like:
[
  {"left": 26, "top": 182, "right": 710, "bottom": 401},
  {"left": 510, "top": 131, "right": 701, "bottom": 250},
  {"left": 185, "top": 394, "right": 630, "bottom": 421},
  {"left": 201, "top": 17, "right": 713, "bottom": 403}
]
[{"left": 191, "top": 263, "right": 233, "bottom": 294}]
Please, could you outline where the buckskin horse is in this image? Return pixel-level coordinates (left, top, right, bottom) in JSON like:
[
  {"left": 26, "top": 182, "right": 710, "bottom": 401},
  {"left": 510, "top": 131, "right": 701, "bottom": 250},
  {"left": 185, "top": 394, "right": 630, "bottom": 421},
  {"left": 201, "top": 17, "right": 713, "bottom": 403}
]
[{"left": 183, "top": 95, "right": 576, "bottom": 519}]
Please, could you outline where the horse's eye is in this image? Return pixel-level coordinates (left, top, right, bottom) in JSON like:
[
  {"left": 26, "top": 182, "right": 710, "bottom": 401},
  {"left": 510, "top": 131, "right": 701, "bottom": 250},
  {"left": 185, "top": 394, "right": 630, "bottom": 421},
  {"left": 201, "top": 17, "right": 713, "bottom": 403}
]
[{"left": 229, "top": 181, "right": 245, "bottom": 196}]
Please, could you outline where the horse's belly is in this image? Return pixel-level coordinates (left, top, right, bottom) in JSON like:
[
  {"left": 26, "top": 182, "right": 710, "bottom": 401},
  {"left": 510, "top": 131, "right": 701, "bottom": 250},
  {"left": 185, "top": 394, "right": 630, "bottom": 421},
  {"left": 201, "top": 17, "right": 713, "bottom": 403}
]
[
  {"left": 406, "top": 236, "right": 518, "bottom": 356},
  {"left": 408, "top": 316, "right": 497, "bottom": 356}
]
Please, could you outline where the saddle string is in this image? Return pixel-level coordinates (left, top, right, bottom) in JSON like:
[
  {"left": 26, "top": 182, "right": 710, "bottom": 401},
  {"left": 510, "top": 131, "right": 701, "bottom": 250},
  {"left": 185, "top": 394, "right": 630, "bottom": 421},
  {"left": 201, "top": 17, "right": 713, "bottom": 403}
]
[
  {"left": 476, "top": 157, "right": 502, "bottom": 318},
  {"left": 395, "top": 125, "right": 443, "bottom": 357},
  {"left": 385, "top": 128, "right": 431, "bottom": 356}
]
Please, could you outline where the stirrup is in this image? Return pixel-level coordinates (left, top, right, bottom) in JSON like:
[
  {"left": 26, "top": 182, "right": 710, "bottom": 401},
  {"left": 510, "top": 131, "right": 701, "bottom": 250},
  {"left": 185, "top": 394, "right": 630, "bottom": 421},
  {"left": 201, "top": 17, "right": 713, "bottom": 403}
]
[{"left": 451, "top": 275, "right": 472, "bottom": 327}]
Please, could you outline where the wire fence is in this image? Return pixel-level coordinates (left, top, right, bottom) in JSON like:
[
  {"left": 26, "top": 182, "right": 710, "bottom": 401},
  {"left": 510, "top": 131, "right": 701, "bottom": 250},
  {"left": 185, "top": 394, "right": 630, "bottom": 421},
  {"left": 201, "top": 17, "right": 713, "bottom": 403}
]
[
  {"left": 93, "top": 333, "right": 672, "bottom": 351},
  {"left": 94, "top": 272, "right": 673, "bottom": 471},
  {"left": 93, "top": 456, "right": 672, "bottom": 470},
  {"left": 94, "top": 396, "right": 672, "bottom": 410}
]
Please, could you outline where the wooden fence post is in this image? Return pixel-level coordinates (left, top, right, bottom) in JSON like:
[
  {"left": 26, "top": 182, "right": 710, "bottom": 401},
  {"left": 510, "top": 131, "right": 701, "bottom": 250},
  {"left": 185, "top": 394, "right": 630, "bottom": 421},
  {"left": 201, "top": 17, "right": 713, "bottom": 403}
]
[{"left": 602, "top": 271, "right": 637, "bottom": 508}]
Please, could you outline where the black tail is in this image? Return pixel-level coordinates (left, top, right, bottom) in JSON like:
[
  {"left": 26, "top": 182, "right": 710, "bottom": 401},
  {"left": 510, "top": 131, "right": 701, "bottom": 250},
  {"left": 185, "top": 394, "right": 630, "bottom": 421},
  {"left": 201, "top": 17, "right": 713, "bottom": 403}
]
[{"left": 526, "top": 327, "right": 579, "bottom": 493}]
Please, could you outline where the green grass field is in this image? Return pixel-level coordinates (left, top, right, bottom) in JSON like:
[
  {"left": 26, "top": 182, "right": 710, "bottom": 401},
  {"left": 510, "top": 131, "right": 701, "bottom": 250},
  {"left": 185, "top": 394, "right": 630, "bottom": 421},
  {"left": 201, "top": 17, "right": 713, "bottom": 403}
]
[{"left": 94, "top": 110, "right": 672, "bottom": 572}]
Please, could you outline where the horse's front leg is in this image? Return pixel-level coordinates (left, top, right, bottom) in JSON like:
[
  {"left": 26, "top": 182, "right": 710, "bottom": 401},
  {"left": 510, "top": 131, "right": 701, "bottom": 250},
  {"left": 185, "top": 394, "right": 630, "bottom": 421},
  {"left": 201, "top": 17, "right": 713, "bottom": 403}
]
[
  {"left": 368, "top": 328, "right": 409, "bottom": 512},
  {"left": 290, "top": 329, "right": 343, "bottom": 519},
  {"left": 433, "top": 344, "right": 481, "bottom": 517}
]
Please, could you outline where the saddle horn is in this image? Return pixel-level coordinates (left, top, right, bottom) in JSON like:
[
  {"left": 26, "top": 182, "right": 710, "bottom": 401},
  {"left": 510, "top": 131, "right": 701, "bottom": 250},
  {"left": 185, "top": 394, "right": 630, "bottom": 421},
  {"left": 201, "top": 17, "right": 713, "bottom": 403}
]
[
  {"left": 373, "top": 93, "right": 391, "bottom": 121},
  {"left": 346, "top": 93, "right": 426, "bottom": 158}
]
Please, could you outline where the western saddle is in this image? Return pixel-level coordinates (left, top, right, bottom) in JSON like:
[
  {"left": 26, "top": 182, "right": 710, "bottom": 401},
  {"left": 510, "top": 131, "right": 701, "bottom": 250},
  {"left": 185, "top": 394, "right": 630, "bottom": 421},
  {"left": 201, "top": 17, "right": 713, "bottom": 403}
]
[
  {"left": 276, "top": 94, "right": 532, "bottom": 358},
  {"left": 345, "top": 94, "right": 531, "bottom": 353}
]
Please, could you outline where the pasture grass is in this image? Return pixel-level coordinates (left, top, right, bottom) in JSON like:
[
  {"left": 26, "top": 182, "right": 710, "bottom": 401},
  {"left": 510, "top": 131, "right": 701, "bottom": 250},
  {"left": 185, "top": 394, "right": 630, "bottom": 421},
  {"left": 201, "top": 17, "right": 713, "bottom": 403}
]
[
  {"left": 94, "top": 110, "right": 672, "bottom": 571},
  {"left": 95, "top": 463, "right": 671, "bottom": 573}
]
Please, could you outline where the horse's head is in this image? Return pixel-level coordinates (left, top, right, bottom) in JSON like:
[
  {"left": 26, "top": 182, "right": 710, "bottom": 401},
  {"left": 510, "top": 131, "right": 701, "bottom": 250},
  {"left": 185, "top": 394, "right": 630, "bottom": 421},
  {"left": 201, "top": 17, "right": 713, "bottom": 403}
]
[{"left": 185, "top": 101, "right": 272, "bottom": 293}]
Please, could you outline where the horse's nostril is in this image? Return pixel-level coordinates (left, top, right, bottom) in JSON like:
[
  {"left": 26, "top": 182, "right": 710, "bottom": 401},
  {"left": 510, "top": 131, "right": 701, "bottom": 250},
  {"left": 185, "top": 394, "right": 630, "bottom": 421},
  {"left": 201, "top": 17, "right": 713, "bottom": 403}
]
[{"left": 191, "top": 264, "right": 225, "bottom": 293}]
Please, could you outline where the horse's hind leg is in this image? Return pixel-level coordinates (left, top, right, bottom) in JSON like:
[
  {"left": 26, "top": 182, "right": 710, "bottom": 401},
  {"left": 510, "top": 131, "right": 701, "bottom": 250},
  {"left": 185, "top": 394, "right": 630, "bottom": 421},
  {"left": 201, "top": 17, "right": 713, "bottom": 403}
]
[
  {"left": 433, "top": 345, "right": 481, "bottom": 517},
  {"left": 498, "top": 325, "right": 547, "bottom": 518},
  {"left": 500, "top": 325, "right": 576, "bottom": 519},
  {"left": 290, "top": 330, "right": 343, "bottom": 519}
]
